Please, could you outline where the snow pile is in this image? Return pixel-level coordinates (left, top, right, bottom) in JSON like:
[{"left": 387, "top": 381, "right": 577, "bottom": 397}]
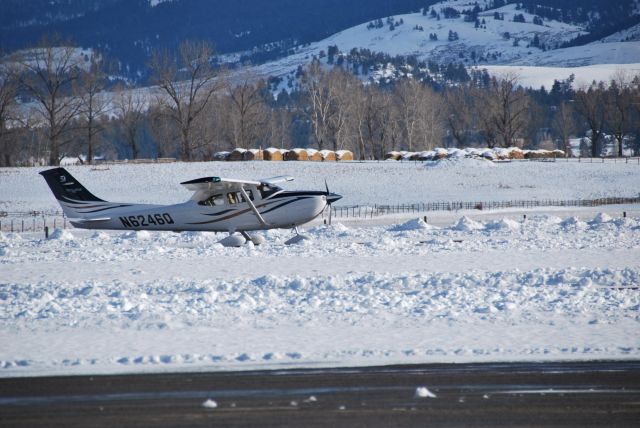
[
  {"left": 389, "top": 218, "right": 433, "bottom": 231},
  {"left": 559, "top": 217, "right": 588, "bottom": 231},
  {"left": 452, "top": 216, "right": 485, "bottom": 231},
  {"left": 202, "top": 399, "right": 218, "bottom": 409},
  {"left": 485, "top": 218, "right": 521, "bottom": 231},
  {"left": 592, "top": 212, "right": 613, "bottom": 224},
  {"left": 48, "top": 229, "right": 74, "bottom": 241},
  {"left": 415, "top": 387, "right": 437, "bottom": 398}
]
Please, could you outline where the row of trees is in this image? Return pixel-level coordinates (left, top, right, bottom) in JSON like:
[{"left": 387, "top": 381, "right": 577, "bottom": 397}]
[{"left": 1, "top": 37, "right": 640, "bottom": 166}]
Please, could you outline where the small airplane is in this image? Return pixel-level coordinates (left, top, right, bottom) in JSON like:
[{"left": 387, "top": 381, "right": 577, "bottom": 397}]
[{"left": 40, "top": 167, "right": 342, "bottom": 246}]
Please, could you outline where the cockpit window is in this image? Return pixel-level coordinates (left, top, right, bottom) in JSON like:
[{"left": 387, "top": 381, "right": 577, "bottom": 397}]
[
  {"left": 226, "top": 188, "right": 255, "bottom": 204},
  {"left": 258, "top": 184, "right": 278, "bottom": 199},
  {"left": 198, "top": 194, "right": 224, "bottom": 206}
]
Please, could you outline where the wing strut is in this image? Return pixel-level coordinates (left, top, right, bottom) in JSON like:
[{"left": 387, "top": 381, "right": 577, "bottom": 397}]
[{"left": 240, "top": 187, "right": 271, "bottom": 227}]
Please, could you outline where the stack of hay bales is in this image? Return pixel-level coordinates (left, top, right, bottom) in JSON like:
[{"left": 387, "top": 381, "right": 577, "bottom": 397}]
[
  {"left": 433, "top": 147, "right": 449, "bottom": 160},
  {"left": 285, "top": 148, "right": 309, "bottom": 161},
  {"left": 336, "top": 150, "right": 354, "bottom": 161},
  {"left": 448, "top": 148, "right": 466, "bottom": 159},
  {"left": 320, "top": 150, "right": 336, "bottom": 161},
  {"left": 263, "top": 147, "right": 285, "bottom": 161},
  {"left": 243, "top": 149, "right": 264, "bottom": 161},
  {"left": 213, "top": 151, "right": 230, "bottom": 161},
  {"left": 385, "top": 151, "right": 401, "bottom": 160},
  {"left": 228, "top": 148, "right": 246, "bottom": 161},
  {"left": 525, "top": 150, "right": 553, "bottom": 159},
  {"left": 307, "top": 148, "right": 322, "bottom": 161},
  {"left": 508, "top": 148, "right": 525, "bottom": 159},
  {"left": 417, "top": 151, "right": 435, "bottom": 161}
]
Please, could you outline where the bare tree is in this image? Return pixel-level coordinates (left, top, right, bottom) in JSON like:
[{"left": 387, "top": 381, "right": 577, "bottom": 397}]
[
  {"left": 444, "top": 86, "right": 474, "bottom": 147},
  {"left": 606, "top": 72, "right": 633, "bottom": 157},
  {"left": 418, "top": 85, "right": 445, "bottom": 150},
  {"left": 150, "top": 40, "right": 224, "bottom": 161},
  {"left": 0, "top": 59, "right": 20, "bottom": 166},
  {"left": 575, "top": 82, "right": 606, "bottom": 158},
  {"left": 18, "top": 35, "right": 82, "bottom": 165},
  {"left": 324, "top": 68, "right": 355, "bottom": 152},
  {"left": 149, "top": 103, "right": 178, "bottom": 158},
  {"left": 76, "top": 56, "right": 109, "bottom": 163},
  {"left": 479, "top": 74, "right": 529, "bottom": 148},
  {"left": 394, "top": 79, "right": 424, "bottom": 151},
  {"left": 113, "top": 85, "right": 146, "bottom": 159},
  {"left": 225, "top": 70, "right": 267, "bottom": 148},
  {"left": 351, "top": 84, "right": 387, "bottom": 159},
  {"left": 552, "top": 101, "right": 576, "bottom": 157},
  {"left": 301, "top": 60, "right": 333, "bottom": 151},
  {"left": 264, "top": 107, "right": 292, "bottom": 149}
]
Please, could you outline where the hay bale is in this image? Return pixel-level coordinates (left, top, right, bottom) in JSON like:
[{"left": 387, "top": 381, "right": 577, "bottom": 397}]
[
  {"left": 433, "top": 148, "right": 449, "bottom": 160},
  {"left": 228, "top": 148, "right": 246, "bottom": 161},
  {"left": 320, "top": 150, "right": 336, "bottom": 161},
  {"left": 243, "top": 149, "right": 263, "bottom": 161},
  {"left": 552, "top": 149, "right": 565, "bottom": 157},
  {"left": 508, "top": 148, "right": 525, "bottom": 160},
  {"left": 385, "top": 151, "right": 401, "bottom": 160},
  {"left": 285, "top": 148, "right": 309, "bottom": 161},
  {"left": 263, "top": 147, "right": 284, "bottom": 161},
  {"left": 307, "top": 148, "right": 322, "bottom": 161},
  {"left": 525, "top": 150, "right": 553, "bottom": 159},
  {"left": 213, "top": 151, "right": 230, "bottom": 161},
  {"left": 336, "top": 150, "right": 353, "bottom": 161},
  {"left": 415, "top": 150, "right": 434, "bottom": 161}
]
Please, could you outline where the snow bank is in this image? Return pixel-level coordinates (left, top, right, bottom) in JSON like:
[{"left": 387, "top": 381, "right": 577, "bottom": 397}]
[
  {"left": 48, "top": 229, "right": 74, "bottom": 241},
  {"left": 452, "top": 216, "right": 485, "bottom": 231},
  {"left": 426, "top": 157, "right": 497, "bottom": 169},
  {"left": 389, "top": 218, "right": 433, "bottom": 231}
]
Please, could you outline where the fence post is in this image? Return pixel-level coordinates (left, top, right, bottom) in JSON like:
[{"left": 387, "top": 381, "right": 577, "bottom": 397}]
[{"left": 45, "top": 226, "right": 49, "bottom": 239}]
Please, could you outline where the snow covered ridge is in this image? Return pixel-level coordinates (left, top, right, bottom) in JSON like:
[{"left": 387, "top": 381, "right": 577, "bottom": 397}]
[
  {"left": 1, "top": 213, "right": 639, "bottom": 376},
  {"left": 254, "top": 0, "right": 639, "bottom": 89}
]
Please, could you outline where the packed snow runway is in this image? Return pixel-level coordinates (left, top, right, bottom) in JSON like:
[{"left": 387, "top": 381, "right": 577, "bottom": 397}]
[{"left": 1, "top": 161, "right": 639, "bottom": 377}]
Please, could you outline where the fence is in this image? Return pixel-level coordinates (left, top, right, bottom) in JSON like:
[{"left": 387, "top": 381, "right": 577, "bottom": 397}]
[
  {"left": 0, "top": 212, "right": 67, "bottom": 233},
  {"left": 323, "top": 196, "right": 640, "bottom": 220},
  {"left": 1, "top": 196, "right": 639, "bottom": 232}
]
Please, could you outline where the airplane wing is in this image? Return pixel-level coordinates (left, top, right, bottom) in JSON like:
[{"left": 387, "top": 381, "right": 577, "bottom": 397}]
[
  {"left": 260, "top": 176, "right": 294, "bottom": 186},
  {"left": 180, "top": 176, "right": 294, "bottom": 192},
  {"left": 180, "top": 176, "right": 261, "bottom": 192}
]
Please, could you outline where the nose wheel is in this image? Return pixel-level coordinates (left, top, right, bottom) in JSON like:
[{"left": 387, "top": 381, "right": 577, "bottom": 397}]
[{"left": 285, "top": 226, "right": 309, "bottom": 245}]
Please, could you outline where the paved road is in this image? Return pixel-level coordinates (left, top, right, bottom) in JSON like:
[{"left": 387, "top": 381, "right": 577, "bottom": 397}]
[{"left": 1, "top": 361, "right": 640, "bottom": 427}]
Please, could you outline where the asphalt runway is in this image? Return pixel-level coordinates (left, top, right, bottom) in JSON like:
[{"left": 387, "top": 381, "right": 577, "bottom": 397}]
[{"left": 1, "top": 361, "right": 640, "bottom": 427}]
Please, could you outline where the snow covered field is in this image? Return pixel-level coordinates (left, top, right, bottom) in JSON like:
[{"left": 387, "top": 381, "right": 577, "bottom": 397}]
[
  {"left": 1, "top": 160, "right": 639, "bottom": 377},
  {"left": 1, "top": 159, "right": 639, "bottom": 213}
]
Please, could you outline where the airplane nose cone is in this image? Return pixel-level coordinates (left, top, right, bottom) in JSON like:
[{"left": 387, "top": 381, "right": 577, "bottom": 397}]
[{"left": 326, "top": 193, "right": 342, "bottom": 204}]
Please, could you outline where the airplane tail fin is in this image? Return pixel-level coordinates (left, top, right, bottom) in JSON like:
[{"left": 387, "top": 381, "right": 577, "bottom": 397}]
[{"left": 39, "top": 168, "right": 108, "bottom": 219}]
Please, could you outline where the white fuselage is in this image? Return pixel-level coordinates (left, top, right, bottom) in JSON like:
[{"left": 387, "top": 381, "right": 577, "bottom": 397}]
[{"left": 66, "top": 190, "right": 328, "bottom": 232}]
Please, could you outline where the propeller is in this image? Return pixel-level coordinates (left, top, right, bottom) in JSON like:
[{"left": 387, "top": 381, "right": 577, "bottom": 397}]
[{"left": 324, "top": 179, "right": 342, "bottom": 225}]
